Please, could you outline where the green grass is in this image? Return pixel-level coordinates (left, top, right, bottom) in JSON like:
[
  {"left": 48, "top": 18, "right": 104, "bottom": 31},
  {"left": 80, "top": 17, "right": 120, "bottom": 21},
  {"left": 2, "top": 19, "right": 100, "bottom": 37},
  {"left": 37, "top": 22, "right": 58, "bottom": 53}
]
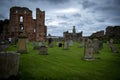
[{"left": 6, "top": 42, "right": 120, "bottom": 80}]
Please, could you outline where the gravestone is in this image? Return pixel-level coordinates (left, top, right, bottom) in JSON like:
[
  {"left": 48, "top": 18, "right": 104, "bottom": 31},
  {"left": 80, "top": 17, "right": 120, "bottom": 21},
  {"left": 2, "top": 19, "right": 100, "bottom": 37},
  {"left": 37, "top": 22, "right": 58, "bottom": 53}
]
[
  {"left": 33, "top": 42, "right": 39, "bottom": 50},
  {"left": 0, "top": 52, "right": 20, "bottom": 79},
  {"left": 56, "top": 42, "right": 59, "bottom": 46},
  {"left": 68, "top": 40, "right": 73, "bottom": 46},
  {"left": 38, "top": 42, "right": 43, "bottom": 47},
  {"left": 39, "top": 42, "right": 48, "bottom": 55},
  {"left": 48, "top": 38, "right": 53, "bottom": 48},
  {"left": 63, "top": 41, "right": 69, "bottom": 50},
  {"left": 17, "top": 34, "right": 27, "bottom": 53},
  {"left": 93, "top": 39, "right": 99, "bottom": 53},
  {"left": 84, "top": 39, "right": 93, "bottom": 59},
  {"left": 109, "top": 43, "right": 118, "bottom": 53},
  {"left": 108, "top": 39, "right": 119, "bottom": 53},
  {"left": 98, "top": 41, "right": 103, "bottom": 50}
]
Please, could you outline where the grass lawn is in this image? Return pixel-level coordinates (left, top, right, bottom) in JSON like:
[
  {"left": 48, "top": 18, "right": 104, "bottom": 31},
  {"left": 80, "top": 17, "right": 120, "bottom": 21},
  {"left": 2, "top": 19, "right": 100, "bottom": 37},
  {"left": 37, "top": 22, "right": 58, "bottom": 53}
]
[{"left": 6, "top": 42, "right": 120, "bottom": 80}]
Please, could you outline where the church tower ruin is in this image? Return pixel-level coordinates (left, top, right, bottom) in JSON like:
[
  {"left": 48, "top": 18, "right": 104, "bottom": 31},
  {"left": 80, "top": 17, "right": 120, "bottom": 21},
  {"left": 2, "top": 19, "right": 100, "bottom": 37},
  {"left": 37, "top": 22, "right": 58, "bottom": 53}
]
[{"left": 9, "top": 6, "right": 47, "bottom": 41}]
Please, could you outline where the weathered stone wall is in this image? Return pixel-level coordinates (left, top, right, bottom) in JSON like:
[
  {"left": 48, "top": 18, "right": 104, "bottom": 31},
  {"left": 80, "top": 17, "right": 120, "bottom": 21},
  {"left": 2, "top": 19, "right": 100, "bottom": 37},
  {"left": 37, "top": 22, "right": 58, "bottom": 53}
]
[
  {"left": 90, "top": 30, "right": 104, "bottom": 40},
  {"left": 105, "top": 26, "right": 120, "bottom": 39}
]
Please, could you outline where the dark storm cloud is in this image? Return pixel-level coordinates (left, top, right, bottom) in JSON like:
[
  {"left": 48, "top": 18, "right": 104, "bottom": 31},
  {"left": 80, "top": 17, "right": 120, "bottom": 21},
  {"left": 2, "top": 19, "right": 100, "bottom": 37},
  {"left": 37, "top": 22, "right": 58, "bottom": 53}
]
[
  {"left": 43, "top": 0, "right": 70, "bottom": 4},
  {"left": 78, "top": 0, "right": 96, "bottom": 9},
  {"left": 113, "top": 0, "right": 120, "bottom": 5}
]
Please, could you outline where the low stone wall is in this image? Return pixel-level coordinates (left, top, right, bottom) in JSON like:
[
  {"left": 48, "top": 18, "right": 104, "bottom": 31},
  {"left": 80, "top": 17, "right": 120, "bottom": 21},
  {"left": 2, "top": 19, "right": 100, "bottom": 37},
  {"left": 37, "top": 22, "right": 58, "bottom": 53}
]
[{"left": 0, "top": 52, "right": 20, "bottom": 79}]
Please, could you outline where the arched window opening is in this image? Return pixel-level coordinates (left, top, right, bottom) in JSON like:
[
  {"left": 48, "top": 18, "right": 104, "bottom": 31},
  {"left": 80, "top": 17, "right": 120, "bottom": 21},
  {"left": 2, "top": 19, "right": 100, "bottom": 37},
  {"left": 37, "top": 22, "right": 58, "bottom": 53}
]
[{"left": 20, "top": 16, "right": 23, "bottom": 22}]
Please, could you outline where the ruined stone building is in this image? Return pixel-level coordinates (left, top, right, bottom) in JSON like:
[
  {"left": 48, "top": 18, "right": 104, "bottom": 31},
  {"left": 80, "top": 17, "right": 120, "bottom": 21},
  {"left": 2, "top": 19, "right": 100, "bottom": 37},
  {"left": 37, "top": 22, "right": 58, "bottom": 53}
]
[
  {"left": 105, "top": 26, "right": 120, "bottom": 39},
  {"left": 63, "top": 26, "right": 82, "bottom": 41},
  {"left": 9, "top": 6, "right": 47, "bottom": 41},
  {"left": 90, "top": 30, "right": 104, "bottom": 40}
]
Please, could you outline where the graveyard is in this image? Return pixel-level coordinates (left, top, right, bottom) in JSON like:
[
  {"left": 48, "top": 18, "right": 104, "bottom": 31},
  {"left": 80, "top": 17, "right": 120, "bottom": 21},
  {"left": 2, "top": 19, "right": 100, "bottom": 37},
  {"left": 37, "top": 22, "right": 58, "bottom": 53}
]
[
  {"left": 0, "top": 3, "right": 120, "bottom": 80},
  {"left": 4, "top": 41, "right": 120, "bottom": 80}
]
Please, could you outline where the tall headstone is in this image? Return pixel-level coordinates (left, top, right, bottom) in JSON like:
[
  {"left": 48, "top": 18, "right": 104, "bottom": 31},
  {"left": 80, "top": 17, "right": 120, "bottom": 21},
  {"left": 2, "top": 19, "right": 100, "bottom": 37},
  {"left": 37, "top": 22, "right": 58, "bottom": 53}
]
[
  {"left": 48, "top": 38, "right": 53, "bottom": 48},
  {"left": 63, "top": 41, "right": 69, "bottom": 50},
  {"left": 68, "top": 40, "right": 73, "bottom": 46},
  {"left": 17, "top": 33, "right": 27, "bottom": 53},
  {"left": 93, "top": 39, "right": 99, "bottom": 53},
  {"left": 84, "top": 39, "right": 93, "bottom": 59}
]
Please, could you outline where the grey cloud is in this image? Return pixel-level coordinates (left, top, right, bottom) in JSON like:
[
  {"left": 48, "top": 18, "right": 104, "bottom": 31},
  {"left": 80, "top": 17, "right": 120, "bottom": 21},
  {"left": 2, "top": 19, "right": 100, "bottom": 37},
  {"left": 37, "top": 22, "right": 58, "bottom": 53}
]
[
  {"left": 59, "top": 22, "right": 68, "bottom": 26},
  {"left": 57, "top": 15, "right": 69, "bottom": 20},
  {"left": 79, "top": 0, "right": 96, "bottom": 9},
  {"left": 43, "top": 0, "right": 70, "bottom": 4},
  {"left": 72, "top": 13, "right": 81, "bottom": 18},
  {"left": 113, "top": 0, "right": 120, "bottom": 6},
  {"left": 0, "top": 14, "right": 6, "bottom": 20}
]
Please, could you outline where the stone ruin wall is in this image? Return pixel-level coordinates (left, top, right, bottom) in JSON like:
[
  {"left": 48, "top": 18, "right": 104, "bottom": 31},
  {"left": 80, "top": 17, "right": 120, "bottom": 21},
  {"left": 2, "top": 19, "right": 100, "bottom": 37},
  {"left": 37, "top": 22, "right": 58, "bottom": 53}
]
[
  {"left": 9, "top": 6, "right": 47, "bottom": 42},
  {"left": 105, "top": 26, "right": 120, "bottom": 39}
]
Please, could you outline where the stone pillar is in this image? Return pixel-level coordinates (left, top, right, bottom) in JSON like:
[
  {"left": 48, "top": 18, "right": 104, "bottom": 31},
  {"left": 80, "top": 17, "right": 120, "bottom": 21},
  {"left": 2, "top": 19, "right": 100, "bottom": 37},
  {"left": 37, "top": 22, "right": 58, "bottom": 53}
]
[{"left": 0, "top": 52, "right": 20, "bottom": 79}]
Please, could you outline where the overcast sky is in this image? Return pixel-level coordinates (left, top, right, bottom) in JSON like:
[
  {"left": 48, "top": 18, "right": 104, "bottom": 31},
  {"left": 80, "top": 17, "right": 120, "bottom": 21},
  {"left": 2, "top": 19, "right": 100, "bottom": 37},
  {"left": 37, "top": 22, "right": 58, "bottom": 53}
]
[{"left": 0, "top": 0, "right": 120, "bottom": 36}]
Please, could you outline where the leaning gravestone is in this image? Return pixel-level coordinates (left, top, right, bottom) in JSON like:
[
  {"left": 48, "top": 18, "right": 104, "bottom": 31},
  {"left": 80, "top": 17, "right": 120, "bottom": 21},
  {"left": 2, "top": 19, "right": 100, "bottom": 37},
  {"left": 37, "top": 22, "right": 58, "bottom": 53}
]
[
  {"left": 0, "top": 52, "right": 20, "bottom": 79},
  {"left": 17, "top": 33, "right": 27, "bottom": 53},
  {"left": 84, "top": 39, "right": 93, "bottom": 60}
]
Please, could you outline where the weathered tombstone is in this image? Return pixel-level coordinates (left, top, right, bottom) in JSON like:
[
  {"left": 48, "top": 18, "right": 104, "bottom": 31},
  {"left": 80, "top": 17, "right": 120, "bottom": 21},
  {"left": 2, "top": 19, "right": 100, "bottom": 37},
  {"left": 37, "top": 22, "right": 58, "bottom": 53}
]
[
  {"left": 33, "top": 41, "right": 39, "bottom": 50},
  {"left": 108, "top": 39, "right": 119, "bottom": 53},
  {"left": 68, "top": 40, "right": 73, "bottom": 46},
  {"left": 48, "top": 38, "right": 53, "bottom": 48},
  {"left": 56, "top": 42, "right": 59, "bottom": 46},
  {"left": 39, "top": 42, "right": 48, "bottom": 55},
  {"left": 93, "top": 39, "right": 100, "bottom": 54},
  {"left": 17, "top": 33, "right": 27, "bottom": 53},
  {"left": 0, "top": 52, "right": 20, "bottom": 79},
  {"left": 63, "top": 41, "right": 69, "bottom": 50},
  {"left": 98, "top": 41, "right": 103, "bottom": 50},
  {"left": 38, "top": 42, "right": 43, "bottom": 47},
  {"left": 109, "top": 43, "right": 118, "bottom": 53},
  {"left": 84, "top": 39, "right": 93, "bottom": 60}
]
